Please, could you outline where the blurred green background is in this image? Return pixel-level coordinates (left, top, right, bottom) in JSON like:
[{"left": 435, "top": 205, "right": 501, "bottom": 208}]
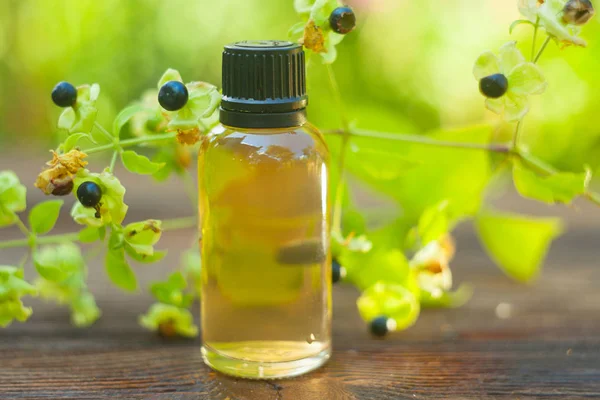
[{"left": 0, "top": 0, "right": 599, "bottom": 172}]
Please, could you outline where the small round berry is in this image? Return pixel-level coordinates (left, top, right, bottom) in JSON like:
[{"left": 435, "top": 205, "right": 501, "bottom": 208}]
[
  {"left": 77, "top": 181, "right": 102, "bottom": 208},
  {"left": 370, "top": 316, "right": 396, "bottom": 337},
  {"left": 479, "top": 73, "right": 509, "bottom": 99},
  {"left": 329, "top": 6, "right": 356, "bottom": 34},
  {"left": 158, "top": 81, "right": 189, "bottom": 111},
  {"left": 562, "top": 0, "right": 595, "bottom": 26},
  {"left": 51, "top": 82, "right": 78, "bottom": 108},
  {"left": 332, "top": 259, "right": 346, "bottom": 283}
]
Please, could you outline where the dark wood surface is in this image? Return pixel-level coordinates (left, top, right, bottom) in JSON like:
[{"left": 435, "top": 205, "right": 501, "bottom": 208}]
[{"left": 1, "top": 155, "right": 600, "bottom": 399}]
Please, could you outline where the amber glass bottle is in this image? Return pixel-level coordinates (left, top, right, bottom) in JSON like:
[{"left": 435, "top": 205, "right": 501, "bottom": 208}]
[{"left": 199, "top": 41, "right": 331, "bottom": 379}]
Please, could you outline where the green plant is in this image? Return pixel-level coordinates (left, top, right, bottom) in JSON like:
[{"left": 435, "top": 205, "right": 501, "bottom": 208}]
[{"left": 0, "top": 0, "right": 596, "bottom": 337}]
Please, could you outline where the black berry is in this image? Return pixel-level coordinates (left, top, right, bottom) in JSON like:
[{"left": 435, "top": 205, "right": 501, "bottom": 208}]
[
  {"left": 332, "top": 259, "right": 343, "bottom": 283},
  {"left": 370, "top": 316, "right": 390, "bottom": 337},
  {"left": 51, "top": 82, "right": 78, "bottom": 108},
  {"left": 158, "top": 81, "right": 189, "bottom": 111},
  {"left": 77, "top": 181, "right": 102, "bottom": 208},
  {"left": 479, "top": 73, "right": 509, "bottom": 99},
  {"left": 330, "top": 6, "right": 356, "bottom": 34}
]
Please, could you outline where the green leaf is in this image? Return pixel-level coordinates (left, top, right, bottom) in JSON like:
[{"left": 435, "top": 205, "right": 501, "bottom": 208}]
[
  {"left": 476, "top": 210, "right": 563, "bottom": 282},
  {"left": 70, "top": 291, "right": 101, "bottom": 327},
  {"left": 108, "top": 228, "right": 124, "bottom": 250},
  {"left": 0, "top": 171, "right": 27, "bottom": 227},
  {"left": 346, "top": 145, "right": 420, "bottom": 182},
  {"left": 78, "top": 226, "right": 102, "bottom": 243},
  {"left": 339, "top": 248, "right": 412, "bottom": 291},
  {"left": 509, "top": 19, "right": 535, "bottom": 34},
  {"left": 126, "top": 247, "right": 167, "bottom": 264},
  {"left": 150, "top": 272, "right": 192, "bottom": 307},
  {"left": 513, "top": 161, "right": 590, "bottom": 204},
  {"left": 112, "top": 104, "right": 146, "bottom": 138},
  {"left": 139, "top": 303, "right": 198, "bottom": 338},
  {"left": 345, "top": 125, "right": 492, "bottom": 225},
  {"left": 357, "top": 282, "right": 420, "bottom": 331},
  {"left": 121, "top": 151, "right": 165, "bottom": 175},
  {"left": 407, "top": 200, "right": 450, "bottom": 248},
  {"left": 420, "top": 283, "right": 473, "bottom": 309},
  {"left": 33, "top": 243, "right": 83, "bottom": 282},
  {"left": 62, "top": 133, "right": 89, "bottom": 152},
  {"left": 28, "top": 200, "right": 63, "bottom": 235},
  {"left": 105, "top": 248, "right": 137, "bottom": 292}
]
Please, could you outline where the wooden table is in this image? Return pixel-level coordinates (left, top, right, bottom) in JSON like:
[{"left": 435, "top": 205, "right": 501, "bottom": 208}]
[{"left": 1, "top": 159, "right": 599, "bottom": 399}]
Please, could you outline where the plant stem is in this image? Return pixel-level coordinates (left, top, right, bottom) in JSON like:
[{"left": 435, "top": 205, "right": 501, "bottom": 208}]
[
  {"left": 534, "top": 37, "right": 551, "bottom": 64},
  {"left": 531, "top": 17, "right": 540, "bottom": 61},
  {"left": 13, "top": 215, "right": 31, "bottom": 238},
  {"left": 94, "top": 122, "right": 115, "bottom": 142},
  {"left": 84, "top": 132, "right": 178, "bottom": 155},
  {"left": 324, "top": 128, "right": 511, "bottom": 152},
  {"left": 108, "top": 150, "right": 119, "bottom": 172},
  {"left": 0, "top": 232, "right": 79, "bottom": 250},
  {"left": 512, "top": 120, "right": 523, "bottom": 150},
  {"left": 326, "top": 64, "right": 351, "bottom": 234},
  {"left": 0, "top": 216, "right": 197, "bottom": 250}
]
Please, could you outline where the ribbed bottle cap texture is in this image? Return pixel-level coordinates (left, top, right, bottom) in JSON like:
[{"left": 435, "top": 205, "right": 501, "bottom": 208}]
[{"left": 220, "top": 40, "right": 308, "bottom": 128}]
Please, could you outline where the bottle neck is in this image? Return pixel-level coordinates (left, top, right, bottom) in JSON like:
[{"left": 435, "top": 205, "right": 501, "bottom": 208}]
[{"left": 219, "top": 108, "right": 307, "bottom": 129}]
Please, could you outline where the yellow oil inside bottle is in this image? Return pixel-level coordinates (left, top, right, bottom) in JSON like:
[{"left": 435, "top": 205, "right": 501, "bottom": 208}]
[{"left": 198, "top": 123, "right": 331, "bottom": 379}]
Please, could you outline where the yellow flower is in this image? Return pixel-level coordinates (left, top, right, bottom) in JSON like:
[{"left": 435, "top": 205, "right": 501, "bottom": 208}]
[
  {"left": 35, "top": 150, "right": 88, "bottom": 196},
  {"left": 176, "top": 128, "right": 201, "bottom": 145},
  {"left": 302, "top": 20, "right": 326, "bottom": 53},
  {"left": 410, "top": 239, "right": 454, "bottom": 299}
]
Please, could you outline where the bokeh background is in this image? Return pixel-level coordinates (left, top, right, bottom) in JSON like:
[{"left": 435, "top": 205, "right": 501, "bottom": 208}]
[{"left": 0, "top": 0, "right": 599, "bottom": 173}]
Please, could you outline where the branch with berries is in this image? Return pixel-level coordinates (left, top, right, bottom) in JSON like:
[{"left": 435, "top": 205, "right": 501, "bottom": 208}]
[{"left": 0, "top": 0, "right": 597, "bottom": 338}]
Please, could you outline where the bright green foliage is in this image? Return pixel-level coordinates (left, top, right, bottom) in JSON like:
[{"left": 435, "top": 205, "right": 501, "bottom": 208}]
[
  {"left": 0, "top": 171, "right": 27, "bottom": 228},
  {"left": 339, "top": 248, "right": 413, "bottom": 291},
  {"left": 105, "top": 247, "right": 137, "bottom": 292},
  {"left": 476, "top": 211, "right": 563, "bottom": 282},
  {"left": 139, "top": 303, "right": 198, "bottom": 338},
  {"left": 513, "top": 161, "right": 590, "bottom": 204},
  {"left": 420, "top": 284, "right": 473, "bottom": 309},
  {"left": 345, "top": 126, "right": 492, "bottom": 224},
  {"left": 33, "top": 242, "right": 83, "bottom": 282},
  {"left": 406, "top": 200, "right": 450, "bottom": 249},
  {"left": 61, "top": 133, "right": 89, "bottom": 152},
  {"left": 357, "top": 282, "right": 420, "bottom": 330},
  {"left": 71, "top": 169, "right": 128, "bottom": 227},
  {"left": 70, "top": 291, "right": 101, "bottom": 327},
  {"left": 29, "top": 200, "right": 63, "bottom": 235},
  {"left": 123, "top": 219, "right": 162, "bottom": 258},
  {"left": 113, "top": 104, "right": 146, "bottom": 137},
  {"left": 121, "top": 151, "right": 165, "bottom": 175},
  {"left": 150, "top": 272, "right": 194, "bottom": 308},
  {"left": 0, "top": 266, "right": 37, "bottom": 327},
  {"left": 58, "top": 84, "right": 100, "bottom": 133},
  {"left": 35, "top": 244, "right": 100, "bottom": 327},
  {"left": 78, "top": 226, "right": 105, "bottom": 243}
]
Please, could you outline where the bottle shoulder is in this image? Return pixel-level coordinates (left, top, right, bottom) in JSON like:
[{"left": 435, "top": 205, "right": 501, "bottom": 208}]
[{"left": 205, "top": 123, "right": 329, "bottom": 161}]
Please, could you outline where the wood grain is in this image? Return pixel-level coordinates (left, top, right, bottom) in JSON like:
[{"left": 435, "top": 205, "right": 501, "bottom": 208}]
[{"left": 1, "top": 154, "right": 600, "bottom": 398}]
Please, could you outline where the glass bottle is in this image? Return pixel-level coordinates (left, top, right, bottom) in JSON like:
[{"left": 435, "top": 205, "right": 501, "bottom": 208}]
[{"left": 198, "top": 41, "right": 331, "bottom": 379}]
